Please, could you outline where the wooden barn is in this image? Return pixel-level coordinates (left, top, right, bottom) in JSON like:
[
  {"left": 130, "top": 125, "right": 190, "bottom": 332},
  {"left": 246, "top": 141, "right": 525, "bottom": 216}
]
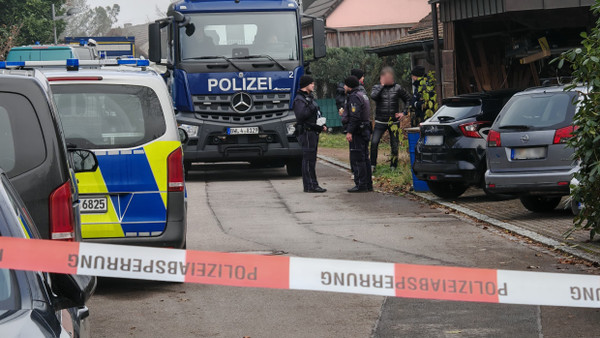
[{"left": 369, "top": 0, "right": 597, "bottom": 99}]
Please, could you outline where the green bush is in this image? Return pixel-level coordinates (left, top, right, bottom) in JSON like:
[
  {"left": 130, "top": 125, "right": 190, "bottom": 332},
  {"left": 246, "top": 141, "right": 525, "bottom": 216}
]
[
  {"left": 555, "top": 2, "right": 600, "bottom": 239},
  {"left": 305, "top": 47, "right": 411, "bottom": 98}
]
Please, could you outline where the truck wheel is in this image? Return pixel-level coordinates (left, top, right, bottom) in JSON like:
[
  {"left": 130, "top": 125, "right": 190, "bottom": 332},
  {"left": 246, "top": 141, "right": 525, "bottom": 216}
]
[
  {"left": 519, "top": 196, "right": 562, "bottom": 213},
  {"left": 427, "top": 181, "right": 468, "bottom": 199},
  {"left": 286, "top": 159, "right": 302, "bottom": 177}
]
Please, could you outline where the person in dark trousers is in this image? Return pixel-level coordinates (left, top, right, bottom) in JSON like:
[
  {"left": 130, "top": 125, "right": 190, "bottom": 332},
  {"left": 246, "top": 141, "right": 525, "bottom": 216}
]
[
  {"left": 370, "top": 66, "right": 411, "bottom": 171},
  {"left": 293, "top": 75, "right": 327, "bottom": 193},
  {"left": 409, "top": 65, "right": 427, "bottom": 127},
  {"left": 343, "top": 76, "right": 373, "bottom": 193}
]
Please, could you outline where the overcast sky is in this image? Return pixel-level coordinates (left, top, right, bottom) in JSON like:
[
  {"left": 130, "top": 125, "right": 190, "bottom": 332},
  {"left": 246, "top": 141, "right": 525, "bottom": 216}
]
[{"left": 86, "top": 0, "right": 173, "bottom": 25}]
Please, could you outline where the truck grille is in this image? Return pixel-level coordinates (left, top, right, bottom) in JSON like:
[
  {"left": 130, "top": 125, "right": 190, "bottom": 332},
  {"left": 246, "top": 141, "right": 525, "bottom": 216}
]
[{"left": 192, "top": 93, "right": 291, "bottom": 115}]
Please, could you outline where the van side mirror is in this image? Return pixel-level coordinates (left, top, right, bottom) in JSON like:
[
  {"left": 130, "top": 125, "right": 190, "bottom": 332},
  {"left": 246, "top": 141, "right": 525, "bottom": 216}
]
[
  {"left": 148, "top": 22, "right": 162, "bottom": 64},
  {"left": 50, "top": 273, "right": 96, "bottom": 310},
  {"left": 69, "top": 149, "right": 98, "bottom": 173},
  {"left": 312, "top": 18, "right": 327, "bottom": 60}
]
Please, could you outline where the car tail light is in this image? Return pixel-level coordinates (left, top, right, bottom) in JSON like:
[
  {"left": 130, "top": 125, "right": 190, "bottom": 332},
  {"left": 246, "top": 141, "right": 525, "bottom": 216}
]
[
  {"left": 168, "top": 147, "right": 184, "bottom": 192},
  {"left": 553, "top": 125, "right": 575, "bottom": 144},
  {"left": 487, "top": 130, "right": 502, "bottom": 147},
  {"left": 459, "top": 121, "right": 488, "bottom": 138},
  {"left": 49, "top": 181, "right": 75, "bottom": 241}
]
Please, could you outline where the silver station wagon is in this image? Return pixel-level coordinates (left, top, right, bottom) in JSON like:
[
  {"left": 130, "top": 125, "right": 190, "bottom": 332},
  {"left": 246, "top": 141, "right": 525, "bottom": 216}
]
[{"left": 485, "top": 85, "right": 581, "bottom": 212}]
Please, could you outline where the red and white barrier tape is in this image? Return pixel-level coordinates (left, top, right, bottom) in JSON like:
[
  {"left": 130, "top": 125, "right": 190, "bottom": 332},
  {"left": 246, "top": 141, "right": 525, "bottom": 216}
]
[{"left": 1, "top": 237, "right": 599, "bottom": 308}]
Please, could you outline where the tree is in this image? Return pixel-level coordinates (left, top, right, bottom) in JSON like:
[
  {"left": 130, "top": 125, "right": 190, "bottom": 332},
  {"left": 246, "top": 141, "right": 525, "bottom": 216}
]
[
  {"left": 306, "top": 47, "right": 411, "bottom": 99},
  {"left": 0, "top": 0, "right": 65, "bottom": 57},
  {"left": 555, "top": 2, "right": 600, "bottom": 239},
  {"left": 62, "top": 0, "right": 120, "bottom": 37}
]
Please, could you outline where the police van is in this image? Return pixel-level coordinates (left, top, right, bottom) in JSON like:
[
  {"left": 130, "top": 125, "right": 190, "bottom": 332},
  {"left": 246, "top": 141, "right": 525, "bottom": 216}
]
[{"left": 0, "top": 59, "right": 188, "bottom": 248}]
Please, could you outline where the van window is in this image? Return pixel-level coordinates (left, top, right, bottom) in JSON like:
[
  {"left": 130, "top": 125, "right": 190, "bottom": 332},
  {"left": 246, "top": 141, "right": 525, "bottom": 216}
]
[
  {"left": 52, "top": 84, "right": 167, "bottom": 149},
  {"left": 7, "top": 49, "right": 73, "bottom": 61},
  {"left": 0, "top": 93, "right": 46, "bottom": 178},
  {"left": 496, "top": 92, "right": 577, "bottom": 130}
]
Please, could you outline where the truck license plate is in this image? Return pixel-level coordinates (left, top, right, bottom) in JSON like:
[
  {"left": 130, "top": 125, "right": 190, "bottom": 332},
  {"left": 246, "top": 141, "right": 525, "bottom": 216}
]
[
  {"left": 80, "top": 196, "right": 108, "bottom": 213},
  {"left": 227, "top": 127, "right": 259, "bottom": 135},
  {"left": 511, "top": 147, "right": 546, "bottom": 160}
]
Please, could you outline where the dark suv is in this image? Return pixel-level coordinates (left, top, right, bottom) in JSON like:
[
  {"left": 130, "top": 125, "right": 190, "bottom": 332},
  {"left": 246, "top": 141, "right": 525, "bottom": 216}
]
[
  {"left": 413, "top": 91, "right": 516, "bottom": 198},
  {"left": 0, "top": 70, "right": 97, "bottom": 240}
]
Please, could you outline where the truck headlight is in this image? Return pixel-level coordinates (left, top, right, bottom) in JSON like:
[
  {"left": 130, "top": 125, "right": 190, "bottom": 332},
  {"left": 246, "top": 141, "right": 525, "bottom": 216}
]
[
  {"left": 286, "top": 122, "right": 296, "bottom": 136},
  {"left": 179, "top": 124, "right": 199, "bottom": 138}
]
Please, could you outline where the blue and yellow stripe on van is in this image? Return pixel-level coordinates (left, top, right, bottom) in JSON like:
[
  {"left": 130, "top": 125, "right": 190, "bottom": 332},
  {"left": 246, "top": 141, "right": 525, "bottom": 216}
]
[{"left": 75, "top": 141, "right": 181, "bottom": 239}]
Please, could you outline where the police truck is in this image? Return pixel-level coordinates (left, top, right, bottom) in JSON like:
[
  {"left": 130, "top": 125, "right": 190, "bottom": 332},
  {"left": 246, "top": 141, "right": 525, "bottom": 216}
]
[{"left": 148, "top": 0, "right": 326, "bottom": 176}]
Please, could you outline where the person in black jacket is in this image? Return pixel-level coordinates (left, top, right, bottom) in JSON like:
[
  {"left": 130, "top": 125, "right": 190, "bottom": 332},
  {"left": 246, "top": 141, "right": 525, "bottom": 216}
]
[
  {"left": 293, "top": 75, "right": 327, "bottom": 193},
  {"left": 343, "top": 76, "right": 373, "bottom": 193},
  {"left": 370, "top": 66, "right": 411, "bottom": 170},
  {"left": 336, "top": 69, "right": 366, "bottom": 114}
]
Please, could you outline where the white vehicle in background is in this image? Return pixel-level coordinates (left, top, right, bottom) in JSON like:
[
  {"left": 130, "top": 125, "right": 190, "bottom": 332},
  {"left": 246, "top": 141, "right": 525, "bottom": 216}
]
[{"left": 570, "top": 169, "right": 583, "bottom": 216}]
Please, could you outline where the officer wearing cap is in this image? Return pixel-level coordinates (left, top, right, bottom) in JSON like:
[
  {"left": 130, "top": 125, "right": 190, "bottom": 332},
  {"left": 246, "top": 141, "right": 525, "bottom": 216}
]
[
  {"left": 342, "top": 75, "right": 373, "bottom": 193},
  {"left": 293, "top": 75, "right": 327, "bottom": 193}
]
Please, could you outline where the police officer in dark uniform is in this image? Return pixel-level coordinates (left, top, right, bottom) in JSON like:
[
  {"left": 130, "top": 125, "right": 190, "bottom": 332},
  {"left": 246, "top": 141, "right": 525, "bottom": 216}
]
[
  {"left": 293, "top": 75, "right": 327, "bottom": 193},
  {"left": 343, "top": 76, "right": 373, "bottom": 193}
]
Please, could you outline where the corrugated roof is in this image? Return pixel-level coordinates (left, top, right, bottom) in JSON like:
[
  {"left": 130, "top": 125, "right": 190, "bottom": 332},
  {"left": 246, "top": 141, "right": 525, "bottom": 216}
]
[
  {"left": 303, "top": 0, "right": 343, "bottom": 18},
  {"left": 367, "top": 13, "right": 443, "bottom": 55}
]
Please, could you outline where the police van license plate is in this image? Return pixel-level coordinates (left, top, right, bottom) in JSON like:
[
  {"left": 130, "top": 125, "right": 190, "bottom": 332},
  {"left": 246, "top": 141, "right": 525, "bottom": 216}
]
[
  {"left": 227, "top": 127, "right": 259, "bottom": 135},
  {"left": 80, "top": 197, "right": 108, "bottom": 213}
]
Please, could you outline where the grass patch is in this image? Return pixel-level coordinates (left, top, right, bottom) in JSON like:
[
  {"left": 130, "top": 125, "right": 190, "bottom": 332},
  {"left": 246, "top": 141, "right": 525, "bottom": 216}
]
[
  {"left": 319, "top": 132, "right": 348, "bottom": 149},
  {"left": 373, "top": 163, "right": 413, "bottom": 194},
  {"left": 319, "top": 132, "right": 391, "bottom": 151}
]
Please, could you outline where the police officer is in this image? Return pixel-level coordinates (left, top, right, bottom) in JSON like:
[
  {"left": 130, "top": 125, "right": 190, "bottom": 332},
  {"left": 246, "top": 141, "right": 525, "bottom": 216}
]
[
  {"left": 293, "top": 75, "right": 327, "bottom": 193},
  {"left": 343, "top": 76, "right": 373, "bottom": 193}
]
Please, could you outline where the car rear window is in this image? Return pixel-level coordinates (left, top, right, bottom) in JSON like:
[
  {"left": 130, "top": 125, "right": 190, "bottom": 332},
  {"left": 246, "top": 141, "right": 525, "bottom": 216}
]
[
  {"left": 0, "top": 93, "right": 46, "bottom": 178},
  {"left": 52, "top": 84, "right": 167, "bottom": 149},
  {"left": 430, "top": 104, "right": 481, "bottom": 122},
  {"left": 496, "top": 92, "right": 577, "bottom": 130}
]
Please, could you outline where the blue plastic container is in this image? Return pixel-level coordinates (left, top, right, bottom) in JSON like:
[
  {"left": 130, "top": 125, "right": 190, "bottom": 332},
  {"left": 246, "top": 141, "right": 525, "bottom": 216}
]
[{"left": 407, "top": 128, "right": 429, "bottom": 192}]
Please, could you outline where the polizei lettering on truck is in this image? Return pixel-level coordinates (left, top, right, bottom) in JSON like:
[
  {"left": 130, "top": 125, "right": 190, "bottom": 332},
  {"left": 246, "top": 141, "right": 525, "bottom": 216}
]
[{"left": 208, "top": 77, "right": 274, "bottom": 92}]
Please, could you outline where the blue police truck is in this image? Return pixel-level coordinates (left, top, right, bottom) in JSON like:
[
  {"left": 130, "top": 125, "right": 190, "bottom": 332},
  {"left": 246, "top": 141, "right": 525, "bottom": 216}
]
[{"left": 148, "top": 0, "right": 326, "bottom": 176}]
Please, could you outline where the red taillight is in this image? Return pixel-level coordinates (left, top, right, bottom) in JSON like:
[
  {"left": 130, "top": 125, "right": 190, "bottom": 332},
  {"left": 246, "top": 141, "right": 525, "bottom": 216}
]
[
  {"left": 49, "top": 181, "right": 75, "bottom": 241},
  {"left": 459, "top": 121, "right": 488, "bottom": 138},
  {"left": 168, "top": 147, "right": 184, "bottom": 192},
  {"left": 553, "top": 125, "right": 575, "bottom": 144},
  {"left": 487, "top": 130, "right": 502, "bottom": 147}
]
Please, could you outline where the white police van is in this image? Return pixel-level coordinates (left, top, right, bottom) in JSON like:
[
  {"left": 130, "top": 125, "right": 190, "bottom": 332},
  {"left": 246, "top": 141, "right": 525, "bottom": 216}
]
[{"left": 0, "top": 58, "right": 188, "bottom": 248}]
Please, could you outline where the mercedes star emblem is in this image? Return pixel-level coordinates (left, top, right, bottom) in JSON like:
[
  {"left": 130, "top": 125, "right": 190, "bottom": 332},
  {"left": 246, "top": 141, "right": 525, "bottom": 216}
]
[
  {"left": 521, "top": 134, "right": 530, "bottom": 143},
  {"left": 231, "top": 92, "right": 253, "bottom": 113}
]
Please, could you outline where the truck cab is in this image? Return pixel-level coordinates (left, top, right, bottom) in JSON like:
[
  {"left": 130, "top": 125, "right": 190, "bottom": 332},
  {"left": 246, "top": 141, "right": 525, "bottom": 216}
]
[{"left": 148, "top": 0, "right": 326, "bottom": 176}]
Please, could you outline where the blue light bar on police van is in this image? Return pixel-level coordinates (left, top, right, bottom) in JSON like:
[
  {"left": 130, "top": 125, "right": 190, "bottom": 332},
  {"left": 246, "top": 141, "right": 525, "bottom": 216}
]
[{"left": 0, "top": 58, "right": 151, "bottom": 70}]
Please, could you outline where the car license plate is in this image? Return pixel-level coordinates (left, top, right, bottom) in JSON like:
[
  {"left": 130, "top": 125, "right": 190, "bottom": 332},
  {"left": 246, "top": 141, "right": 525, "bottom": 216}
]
[
  {"left": 227, "top": 127, "right": 259, "bottom": 135},
  {"left": 511, "top": 147, "right": 546, "bottom": 160},
  {"left": 80, "top": 196, "right": 108, "bottom": 213},
  {"left": 424, "top": 135, "right": 444, "bottom": 146}
]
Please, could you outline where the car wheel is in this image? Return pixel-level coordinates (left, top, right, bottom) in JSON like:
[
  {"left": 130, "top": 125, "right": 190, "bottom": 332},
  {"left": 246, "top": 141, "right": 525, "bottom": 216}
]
[
  {"left": 426, "top": 181, "right": 469, "bottom": 199},
  {"left": 519, "top": 196, "right": 562, "bottom": 212},
  {"left": 286, "top": 159, "right": 303, "bottom": 177}
]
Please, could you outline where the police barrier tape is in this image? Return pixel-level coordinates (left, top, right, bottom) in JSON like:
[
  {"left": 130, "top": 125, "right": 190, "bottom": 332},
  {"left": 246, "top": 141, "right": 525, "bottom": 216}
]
[{"left": 1, "top": 236, "right": 599, "bottom": 308}]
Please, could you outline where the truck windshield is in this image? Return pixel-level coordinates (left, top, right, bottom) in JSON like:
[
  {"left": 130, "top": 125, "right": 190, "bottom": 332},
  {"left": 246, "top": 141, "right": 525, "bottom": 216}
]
[{"left": 180, "top": 12, "right": 299, "bottom": 61}]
